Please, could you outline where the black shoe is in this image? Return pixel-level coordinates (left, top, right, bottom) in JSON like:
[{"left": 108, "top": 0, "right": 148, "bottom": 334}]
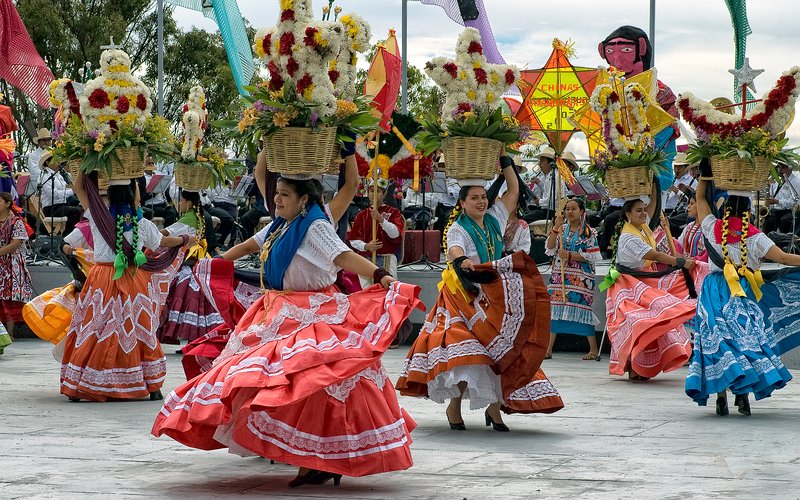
[
  {"left": 149, "top": 390, "right": 163, "bottom": 401},
  {"left": 448, "top": 419, "right": 466, "bottom": 431},
  {"left": 485, "top": 410, "right": 510, "bottom": 432},
  {"left": 288, "top": 470, "right": 319, "bottom": 488},
  {"left": 68, "top": 397, "right": 81, "bottom": 402},
  {"left": 734, "top": 394, "right": 751, "bottom": 416},
  {"left": 308, "top": 471, "right": 342, "bottom": 486},
  {"left": 715, "top": 396, "right": 729, "bottom": 416}
]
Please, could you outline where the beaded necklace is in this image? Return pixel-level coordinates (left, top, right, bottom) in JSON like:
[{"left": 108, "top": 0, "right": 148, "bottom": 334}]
[{"left": 258, "top": 219, "right": 294, "bottom": 291}]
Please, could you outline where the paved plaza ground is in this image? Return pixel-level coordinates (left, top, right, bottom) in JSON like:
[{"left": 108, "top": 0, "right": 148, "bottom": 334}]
[{"left": 2, "top": 337, "right": 799, "bottom": 499}]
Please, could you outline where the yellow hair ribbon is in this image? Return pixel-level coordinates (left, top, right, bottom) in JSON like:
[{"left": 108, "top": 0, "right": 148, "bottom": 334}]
[
  {"left": 185, "top": 239, "right": 208, "bottom": 260},
  {"left": 392, "top": 125, "right": 421, "bottom": 191},
  {"left": 438, "top": 265, "right": 471, "bottom": 302}
]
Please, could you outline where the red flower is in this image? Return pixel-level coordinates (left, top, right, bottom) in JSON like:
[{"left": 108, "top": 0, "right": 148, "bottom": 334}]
[
  {"left": 109, "top": 119, "right": 118, "bottom": 132},
  {"left": 296, "top": 74, "right": 313, "bottom": 96},
  {"left": 88, "top": 88, "right": 110, "bottom": 109},
  {"left": 279, "top": 32, "right": 295, "bottom": 56},
  {"left": 474, "top": 67, "right": 488, "bottom": 85},
  {"left": 328, "top": 70, "right": 340, "bottom": 84},
  {"left": 116, "top": 95, "right": 130, "bottom": 114},
  {"left": 443, "top": 62, "right": 458, "bottom": 79},
  {"left": 505, "top": 69, "right": 516, "bottom": 85},
  {"left": 631, "top": 89, "right": 642, "bottom": 100},
  {"left": 286, "top": 57, "right": 300, "bottom": 77},
  {"left": 304, "top": 27, "right": 319, "bottom": 48},
  {"left": 136, "top": 94, "right": 147, "bottom": 111},
  {"left": 467, "top": 41, "right": 483, "bottom": 55},
  {"left": 457, "top": 102, "right": 473, "bottom": 114},
  {"left": 262, "top": 34, "right": 272, "bottom": 56},
  {"left": 268, "top": 61, "right": 284, "bottom": 91},
  {"left": 280, "top": 9, "right": 295, "bottom": 21},
  {"left": 615, "top": 123, "right": 625, "bottom": 135},
  {"left": 609, "top": 91, "right": 619, "bottom": 103},
  {"left": 182, "top": 104, "right": 189, "bottom": 113}
]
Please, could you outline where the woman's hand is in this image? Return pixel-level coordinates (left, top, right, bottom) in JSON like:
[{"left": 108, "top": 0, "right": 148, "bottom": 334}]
[
  {"left": 62, "top": 244, "right": 74, "bottom": 255},
  {"left": 554, "top": 214, "right": 565, "bottom": 227},
  {"left": 380, "top": 275, "right": 395, "bottom": 289},
  {"left": 364, "top": 239, "right": 383, "bottom": 252},
  {"left": 459, "top": 258, "right": 477, "bottom": 271},
  {"left": 558, "top": 249, "right": 571, "bottom": 261},
  {"left": 683, "top": 257, "right": 696, "bottom": 270}
]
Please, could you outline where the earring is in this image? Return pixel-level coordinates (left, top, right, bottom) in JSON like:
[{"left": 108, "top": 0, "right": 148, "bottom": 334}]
[{"left": 300, "top": 203, "right": 308, "bottom": 217}]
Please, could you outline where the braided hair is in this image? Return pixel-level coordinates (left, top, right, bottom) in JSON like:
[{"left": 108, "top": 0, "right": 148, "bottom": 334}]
[
  {"left": 722, "top": 194, "right": 752, "bottom": 272},
  {"left": 180, "top": 190, "right": 206, "bottom": 245},
  {"left": 108, "top": 181, "right": 146, "bottom": 278},
  {"left": 610, "top": 198, "right": 643, "bottom": 267}
]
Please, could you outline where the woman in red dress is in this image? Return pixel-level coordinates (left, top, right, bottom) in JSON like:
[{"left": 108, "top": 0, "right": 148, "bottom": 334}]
[{"left": 0, "top": 192, "right": 32, "bottom": 342}]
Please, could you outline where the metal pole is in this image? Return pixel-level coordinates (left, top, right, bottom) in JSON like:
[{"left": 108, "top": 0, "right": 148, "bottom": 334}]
[
  {"left": 157, "top": 0, "right": 165, "bottom": 116},
  {"left": 401, "top": 0, "right": 408, "bottom": 114},
  {"left": 649, "top": 0, "right": 656, "bottom": 66}
]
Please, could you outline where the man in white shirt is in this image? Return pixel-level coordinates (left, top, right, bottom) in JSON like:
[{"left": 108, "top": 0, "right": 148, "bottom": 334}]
[
  {"left": 38, "top": 152, "right": 82, "bottom": 235},
  {"left": 665, "top": 153, "right": 694, "bottom": 214},
  {"left": 526, "top": 147, "right": 568, "bottom": 222},
  {"left": 27, "top": 128, "right": 52, "bottom": 186},
  {"left": 764, "top": 161, "right": 800, "bottom": 233}
]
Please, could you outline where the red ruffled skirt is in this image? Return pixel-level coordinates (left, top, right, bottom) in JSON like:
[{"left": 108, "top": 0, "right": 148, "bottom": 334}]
[
  {"left": 157, "top": 263, "right": 225, "bottom": 344},
  {"left": 153, "top": 281, "right": 423, "bottom": 477},
  {"left": 606, "top": 264, "right": 707, "bottom": 378}
]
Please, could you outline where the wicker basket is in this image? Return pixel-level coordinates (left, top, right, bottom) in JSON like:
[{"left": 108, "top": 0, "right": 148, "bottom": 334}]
[
  {"left": 97, "top": 172, "right": 110, "bottom": 192},
  {"left": 327, "top": 143, "right": 344, "bottom": 175},
  {"left": 175, "top": 164, "right": 214, "bottom": 191},
  {"left": 110, "top": 146, "right": 145, "bottom": 180},
  {"left": 65, "top": 159, "right": 82, "bottom": 180},
  {"left": 441, "top": 136, "right": 502, "bottom": 180},
  {"left": 605, "top": 166, "right": 653, "bottom": 198},
  {"left": 710, "top": 155, "right": 771, "bottom": 191},
  {"left": 263, "top": 126, "right": 337, "bottom": 175}
]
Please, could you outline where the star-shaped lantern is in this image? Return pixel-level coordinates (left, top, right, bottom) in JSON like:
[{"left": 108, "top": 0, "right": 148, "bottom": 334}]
[
  {"left": 570, "top": 68, "right": 675, "bottom": 157},
  {"left": 515, "top": 39, "right": 599, "bottom": 155},
  {"left": 728, "top": 57, "right": 765, "bottom": 93}
]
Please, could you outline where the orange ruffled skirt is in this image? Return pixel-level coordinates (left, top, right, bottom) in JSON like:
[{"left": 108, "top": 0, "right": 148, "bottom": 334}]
[
  {"left": 606, "top": 265, "right": 707, "bottom": 378},
  {"left": 152, "top": 282, "right": 422, "bottom": 477},
  {"left": 396, "top": 252, "right": 564, "bottom": 414}
]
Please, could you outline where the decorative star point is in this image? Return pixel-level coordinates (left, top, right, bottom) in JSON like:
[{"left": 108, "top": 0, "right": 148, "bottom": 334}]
[{"left": 728, "top": 57, "right": 764, "bottom": 93}]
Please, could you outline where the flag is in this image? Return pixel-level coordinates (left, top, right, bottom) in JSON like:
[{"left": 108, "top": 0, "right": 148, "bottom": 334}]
[
  {"left": 0, "top": 0, "right": 55, "bottom": 108},
  {"left": 364, "top": 29, "right": 401, "bottom": 133}
]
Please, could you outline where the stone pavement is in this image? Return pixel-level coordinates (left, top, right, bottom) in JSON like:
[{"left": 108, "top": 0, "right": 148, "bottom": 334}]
[{"left": 2, "top": 338, "right": 799, "bottom": 499}]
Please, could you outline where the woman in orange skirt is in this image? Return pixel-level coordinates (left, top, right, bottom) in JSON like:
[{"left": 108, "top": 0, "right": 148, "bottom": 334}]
[
  {"left": 397, "top": 154, "right": 563, "bottom": 432},
  {"left": 599, "top": 183, "right": 704, "bottom": 380},
  {"left": 152, "top": 173, "right": 422, "bottom": 488},
  {"left": 59, "top": 172, "right": 188, "bottom": 402}
]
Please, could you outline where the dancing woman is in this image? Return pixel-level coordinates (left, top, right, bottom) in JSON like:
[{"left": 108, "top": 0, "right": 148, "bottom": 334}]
[
  {"left": 600, "top": 182, "right": 703, "bottom": 380},
  {"left": 397, "top": 154, "right": 563, "bottom": 432},
  {"left": 152, "top": 174, "right": 421, "bottom": 487},
  {"left": 686, "top": 173, "right": 800, "bottom": 416},
  {"left": 545, "top": 198, "right": 602, "bottom": 360},
  {"left": 677, "top": 193, "right": 706, "bottom": 260},
  {"left": 156, "top": 190, "right": 224, "bottom": 345},
  {"left": 59, "top": 172, "right": 188, "bottom": 402},
  {"left": 0, "top": 192, "right": 31, "bottom": 353}
]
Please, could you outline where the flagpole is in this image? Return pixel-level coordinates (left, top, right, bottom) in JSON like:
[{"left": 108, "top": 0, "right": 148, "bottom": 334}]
[
  {"left": 401, "top": 0, "right": 409, "bottom": 114},
  {"left": 371, "top": 132, "right": 381, "bottom": 267},
  {"left": 157, "top": 0, "right": 164, "bottom": 116}
]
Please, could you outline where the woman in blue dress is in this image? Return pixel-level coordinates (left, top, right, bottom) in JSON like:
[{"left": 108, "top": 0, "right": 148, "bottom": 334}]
[
  {"left": 545, "top": 198, "right": 602, "bottom": 359},
  {"left": 686, "top": 170, "right": 800, "bottom": 416}
]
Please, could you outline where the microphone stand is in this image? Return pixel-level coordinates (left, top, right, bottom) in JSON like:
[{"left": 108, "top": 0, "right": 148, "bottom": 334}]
[
  {"left": 399, "top": 175, "right": 443, "bottom": 270},
  {"left": 783, "top": 174, "right": 800, "bottom": 254},
  {"left": 32, "top": 164, "right": 65, "bottom": 264}
]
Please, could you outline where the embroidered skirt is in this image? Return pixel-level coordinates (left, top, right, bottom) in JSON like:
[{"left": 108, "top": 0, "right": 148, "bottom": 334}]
[
  {"left": 605, "top": 265, "right": 706, "bottom": 378},
  {"left": 396, "top": 252, "right": 564, "bottom": 414},
  {"left": 60, "top": 258, "right": 179, "bottom": 401},
  {"left": 156, "top": 262, "right": 225, "bottom": 345},
  {"left": 686, "top": 272, "right": 793, "bottom": 404},
  {"left": 152, "top": 281, "right": 422, "bottom": 477}
]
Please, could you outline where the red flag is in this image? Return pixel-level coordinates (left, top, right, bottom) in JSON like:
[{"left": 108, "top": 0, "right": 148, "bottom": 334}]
[
  {"left": 0, "top": 0, "right": 55, "bottom": 108},
  {"left": 364, "top": 29, "right": 402, "bottom": 133}
]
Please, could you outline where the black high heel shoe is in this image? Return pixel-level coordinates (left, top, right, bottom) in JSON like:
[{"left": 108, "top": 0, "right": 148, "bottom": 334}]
[
  {"left": 485, "top": 411, "right": 510, "bottom": 432},
  {"left": 715, "top": 396, "right": 729, "bottom": 416},
  {"left": 288, "top": 469, "right": 319, "bottom": 487},
  {"left": 734, "top": 394, "right": 751, "bottom": 416},
  {"left": 448, "top": 419, "right": 466, "bottom": 431},
  {"left": 309, "top": 471, "right": 342, "bottom": 486},
  {"left": 149, "top": 390, "right": 163, "bottom": 401}
]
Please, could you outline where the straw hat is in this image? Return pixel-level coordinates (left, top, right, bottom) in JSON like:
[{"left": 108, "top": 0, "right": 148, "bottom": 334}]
[
  {"left": 538, "top": 146, "right": 556, "bottom": 160},
  {"left": 561, "top": 151, "right": 579, "bottom": 170},
  {"left": 35, "top": 128, "right": 52, "bottom": 142},
  {"left": 673, "top": 152, "right": 689, "bottom": 166},
  {"left": 38, "top": 151, "right": 53, "bottom": 169}
]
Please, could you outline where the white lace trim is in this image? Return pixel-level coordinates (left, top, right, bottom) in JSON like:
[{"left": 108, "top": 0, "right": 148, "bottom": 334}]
[
  {"left": 325, "top": 366, "right": 389, "bottom": 403},
  {"left": 61, "top": 359, "right": 166, "bottom": 393},
  {"left": 426, "top": 364, "right": 503, "bottom": 410},
  {"left": 401, "top": 339, "right": 489, "bottom": 376},
  {"left": 507, "top": 378, "right": 561, "bottom": 402}
]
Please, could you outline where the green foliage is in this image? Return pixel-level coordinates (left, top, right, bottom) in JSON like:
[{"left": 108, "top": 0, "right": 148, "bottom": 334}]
[
  {"left": 587, "top": 146, "right": 668, "bottom": 183},
  {"left": 416, "top": 107, "right": 523, "bottom": 156}
]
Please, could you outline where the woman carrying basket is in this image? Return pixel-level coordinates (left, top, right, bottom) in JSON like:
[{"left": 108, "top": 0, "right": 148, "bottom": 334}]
[{"left": 396, "top": 152, "right": 563, "bottom": 432}]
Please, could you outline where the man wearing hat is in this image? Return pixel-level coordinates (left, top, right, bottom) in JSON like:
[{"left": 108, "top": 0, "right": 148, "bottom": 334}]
[
  {"left": 38, "top": 151, "right": 82, "bottom": 236},
  {"left": 664, "top": 152, "right": 695, "bottom": 215},
  {"left": 527, "top": 146, "right": 568, "bottom": 222},
  {"left": 27, "top": 128, "right": 52, "bottom": 186},
  {"left": 347, "top": 177, "right": 405, "bottom": 288}
]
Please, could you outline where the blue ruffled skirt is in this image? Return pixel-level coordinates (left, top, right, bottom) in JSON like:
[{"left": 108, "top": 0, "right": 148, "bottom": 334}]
[{"left": 685, "top": 272, "right": 793, "bottom": 405}]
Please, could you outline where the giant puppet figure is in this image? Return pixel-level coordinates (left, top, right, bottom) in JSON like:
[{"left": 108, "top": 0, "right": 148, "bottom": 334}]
[{"left": 599, "top": 26, "right": 679, "bottom": 188}]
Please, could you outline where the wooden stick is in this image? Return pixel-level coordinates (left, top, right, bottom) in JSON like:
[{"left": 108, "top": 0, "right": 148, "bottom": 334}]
[
  {"left": 659, "top": 211, "right": 678, "bottom": 256},
  {"left": 371, "top": 131, "right": 381, "bottom": 266},
  {"left": 557, "top": 178, "right": 566, "bottom": 297}
]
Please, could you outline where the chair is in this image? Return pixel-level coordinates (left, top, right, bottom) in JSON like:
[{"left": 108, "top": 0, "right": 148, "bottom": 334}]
[
  {"left": 29, "top": 194, "right": 68, "bottom": 263},
  {"left": 256, "top": 216, "right": 273, "bottom": 233},
  {"left": 530, "top": 220, "right": 550, "bottom": 237}
]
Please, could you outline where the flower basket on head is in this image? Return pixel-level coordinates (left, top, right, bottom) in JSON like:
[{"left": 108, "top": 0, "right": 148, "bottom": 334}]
[
  {"left": 710, "top": 155, "right": 771, "bottom": 191},
  {"left": 175, "top": 163, "right": 214, "bottom": 191},
  {"left": 110, "top": 146, "right": 144, "bottom": 180},
  {"left": 263, "top": 126, "right": 338, "bottom": 175},
  {"left": 441, "top": 136, "right": 501, "bottom": 180},
  {"left": 605, "top": 165, "right": 653, "bottom": 198}
]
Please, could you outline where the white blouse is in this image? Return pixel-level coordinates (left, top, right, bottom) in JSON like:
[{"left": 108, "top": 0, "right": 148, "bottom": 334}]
[
  {"left": 700, "top": 214, "right": 775, "bottom": 273},
  {"left": 252, "top": 218, "right": 350, "bottom": 291},
  {"left": 85, "top": 209, "right": 163, "bottom": 263},
  {"left": 506, "top": 219, "right": 532, "bottom": 254},
  {"left": 63, "top": 228, "right": 89, "bottom": 250},
  {"left": 447, "top": 202, "right": 510, "bottom": 263},
  {"left": 164, "top": 221, "right": 196, "bottom": 238}
]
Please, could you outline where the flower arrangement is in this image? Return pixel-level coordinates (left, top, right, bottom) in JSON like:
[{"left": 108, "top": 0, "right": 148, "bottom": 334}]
[
  {"left": 587, "top": 73, "right": 667, "bottom": 182},
  {"left": 181, "top": 85, "right": 208, "bottom": 161},
  {"left": 238, "top": 0, "right": 378, "bottom": 159},
  {"left": 49, "top": 78, "right": 82, "bottom": 141},
  {"left": 414, "top": 28, "right": 524, "bottom": 157},
  {"left": 678, "top": 66, "right": 800, "bottom": 173}
]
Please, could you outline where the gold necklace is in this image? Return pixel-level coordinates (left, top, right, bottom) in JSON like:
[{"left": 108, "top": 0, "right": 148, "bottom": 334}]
[{"left": 259, "top": 219, "right": 294, "bottom": 292}]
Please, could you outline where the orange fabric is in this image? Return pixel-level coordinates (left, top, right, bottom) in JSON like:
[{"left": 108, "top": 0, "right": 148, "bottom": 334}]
[
  {"left": 60, "top": 261, "right": 177, "bottom": 401},
  {"left": 606, "top": 269, "right": 702, "bottom": 378},
  {"left": 396, "top": 252, "right": 564, "bottom": 414}
]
